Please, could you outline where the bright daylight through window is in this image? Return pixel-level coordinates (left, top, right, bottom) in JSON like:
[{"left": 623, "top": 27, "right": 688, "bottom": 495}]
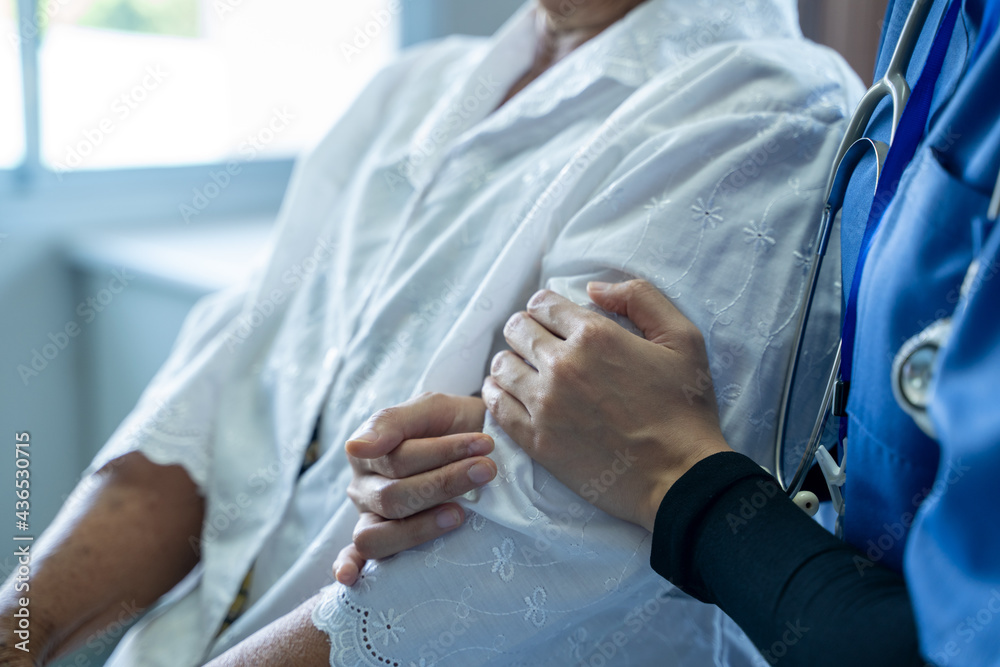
[
  {"left": 1, "top": 0, "right": 25, "bottom": 168},
  {"left": 31, "top": 0, "right": 396, "bottom": 173}
]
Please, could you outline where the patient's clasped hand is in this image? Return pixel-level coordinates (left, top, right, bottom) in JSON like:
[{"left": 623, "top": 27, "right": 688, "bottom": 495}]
[{"left": 0, "top": 0, "right": 862, "bottom": 665}]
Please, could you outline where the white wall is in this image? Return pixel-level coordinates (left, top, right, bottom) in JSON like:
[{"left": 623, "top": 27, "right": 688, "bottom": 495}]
[
  {"left": 0, "top": 218, "right": 272, "bottom": 666},
  {"left": 0, "top": 241, "right": 83, "bottom": 535}
]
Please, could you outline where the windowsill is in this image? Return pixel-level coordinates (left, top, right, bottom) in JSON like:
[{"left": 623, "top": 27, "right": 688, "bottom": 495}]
[{"left": 65, "top": 216, "right": 276, "bottom": 295}]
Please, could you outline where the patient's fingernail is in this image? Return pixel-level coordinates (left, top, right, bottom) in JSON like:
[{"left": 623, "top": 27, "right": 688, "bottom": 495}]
[
  {"left": 436, "top": 508, "right": 461, "bottom": 529},
  {"left": 588, "top": 281, "right": 610, "bottom": 293},
  {"left": 468, "top": 462, "right": 495, "bottom": 485},
  {"left": 348, "top": 427, "right": 378, "bottom": 444},
  {"left": 336, "top": 563, "right": 358, "bottom": 585},
  {"left": 468, "top": 437, "right": 492, "bottom": 456}
]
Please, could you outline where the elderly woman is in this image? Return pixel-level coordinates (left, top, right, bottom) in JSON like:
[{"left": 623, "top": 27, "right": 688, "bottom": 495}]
[{"left": 0, "top": 0, "right": 861, "bottom": 665}]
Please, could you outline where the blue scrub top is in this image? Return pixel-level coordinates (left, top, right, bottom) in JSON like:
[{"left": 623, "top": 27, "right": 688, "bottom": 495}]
[{"left": 839, "top": 0, "right": 1000, "bottom": 663}]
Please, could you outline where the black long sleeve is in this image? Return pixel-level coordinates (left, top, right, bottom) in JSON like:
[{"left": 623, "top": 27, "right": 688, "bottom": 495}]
[{"left": 650, "top": 451, "right": 926, "bottom": 666}]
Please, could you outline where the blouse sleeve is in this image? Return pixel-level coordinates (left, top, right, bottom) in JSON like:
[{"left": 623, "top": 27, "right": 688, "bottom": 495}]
[
  {"left": 83, "top": 281, "right": 252, "bottom": 490},
  {"left": 82, "top": 43, "right": 457, "bottom": 492}
]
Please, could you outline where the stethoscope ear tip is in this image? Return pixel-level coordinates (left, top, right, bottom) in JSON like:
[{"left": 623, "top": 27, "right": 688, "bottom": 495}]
[{"left": 793, "top": 490, "right": 820, "bottom": 517}]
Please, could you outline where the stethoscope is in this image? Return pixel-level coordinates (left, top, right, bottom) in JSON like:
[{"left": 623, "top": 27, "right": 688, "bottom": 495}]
[{"left": 772, "top": 0, "right": 999, "bottom": 524}]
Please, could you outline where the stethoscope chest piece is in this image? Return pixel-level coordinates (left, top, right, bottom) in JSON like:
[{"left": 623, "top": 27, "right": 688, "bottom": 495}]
[{"left": 891, "top": 318, "right": 951, "bottom": 439}]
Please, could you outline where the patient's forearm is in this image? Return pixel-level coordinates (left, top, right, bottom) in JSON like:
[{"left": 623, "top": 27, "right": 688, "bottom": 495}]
[
  {"left": 204, "top": 595, "right": 330, "bottom": 667},
  {"left": 0, "top": 452, "right": 204, "bottom": 664}
]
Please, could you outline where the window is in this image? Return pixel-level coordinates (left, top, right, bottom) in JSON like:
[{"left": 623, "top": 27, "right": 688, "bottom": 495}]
[
  {"left": 39, "top": 0, "right": 397, "bottom": 171},
  {"left": 2, "top": 0, "right": 397, "bottom": 226},
  {"left": 1, "top": 0, "right": 25, "bottom": 168}
]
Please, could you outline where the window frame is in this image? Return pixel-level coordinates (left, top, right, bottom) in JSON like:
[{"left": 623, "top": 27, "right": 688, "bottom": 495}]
[{"left": 1, "top": 0, "right": 293, "bottom": 229}]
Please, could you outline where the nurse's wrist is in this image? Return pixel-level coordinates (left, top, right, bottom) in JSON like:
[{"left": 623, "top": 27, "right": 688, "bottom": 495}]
[
  {"left": 648, "top": 450, "right": 766, "bottom": 598},
  {"left": 638, "top": 436, "right": 733, "bottom": 533}
]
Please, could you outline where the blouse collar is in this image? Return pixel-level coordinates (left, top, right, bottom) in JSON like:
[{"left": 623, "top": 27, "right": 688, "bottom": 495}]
[{"left": 402, "top": 0, "right": 802, "bottom": 188}]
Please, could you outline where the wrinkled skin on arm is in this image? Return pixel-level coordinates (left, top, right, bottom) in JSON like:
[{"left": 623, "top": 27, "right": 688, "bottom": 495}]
[
  {"left": 202, "top": 595, "right": 330, "bottom": 667},
  {"left": 0, "top": 453, "right": 204, "bottom": 666}
]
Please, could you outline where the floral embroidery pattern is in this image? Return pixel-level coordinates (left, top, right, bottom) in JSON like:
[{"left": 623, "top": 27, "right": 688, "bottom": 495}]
[
  {"left": 743, "top": 219, "right": 776, "bottom": 251},
  {"left": 317, "top": 590, "right": 405, "bottom": 667},
  {"left": 456, "top": 586, "right": 474, "bottom": 619},
  {"left": 491, "top": 537, "right": 516, "bottom": 582},
  {"left": 424, "top": 538, "right": 445, "bottom": 568},
  {"left": 716, "top": 383, "right": 743, "bottom": 407},
  {"left": 355, "top": 569, "right": 377, "bottom": 594},
  {"left": 372, "top": 609, "right": 405, "bottom": 646},
  {"left": 468, "top": 511, "right": 487, "bottom": 532},
  {"left": 523, "top": 587, "right": 548, "bottom": 628},
  {"left": 749, "top": 408, "right": 777, "bottom": 432},
  {"left": 599, "top": 186, "right": 626, "bottom": 213},
  {"left": 691, "top": 197, "right": 724, "bottom": 229},
  {"left": 645, "top": 195, "right": 671, "bottom": 213},
  {"left": 793, "top": 248, "right": 813, "bottom": 274},
  {"left": 567, "top": 627, "right": 589, "bottom": 661}
]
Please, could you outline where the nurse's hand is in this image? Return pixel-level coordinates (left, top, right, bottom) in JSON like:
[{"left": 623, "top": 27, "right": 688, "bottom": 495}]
[
  {"left": 483, "top": 280, "right": 732, "bottom": 533},
  {"left": 335, "top": 393, "right": 498, "bottom": 585}
]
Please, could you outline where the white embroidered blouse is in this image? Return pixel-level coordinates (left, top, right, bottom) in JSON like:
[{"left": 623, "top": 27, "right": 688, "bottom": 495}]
[{"left": 88, "top": 1, "right": 862, "bottom": 664}]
